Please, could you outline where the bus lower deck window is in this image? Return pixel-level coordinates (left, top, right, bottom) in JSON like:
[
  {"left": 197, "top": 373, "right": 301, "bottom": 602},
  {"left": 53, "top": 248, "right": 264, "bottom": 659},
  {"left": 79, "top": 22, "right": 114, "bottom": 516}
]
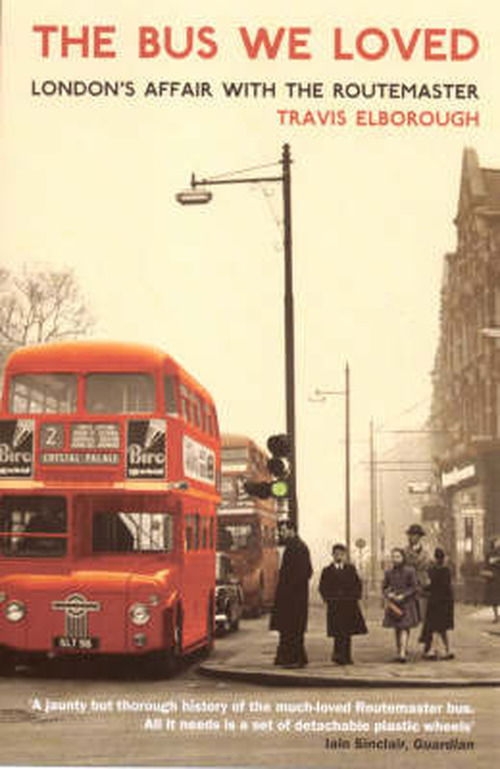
[
  {"left": 92, "top": 511, "right": 174, "bottom": 553},
  {"left": 0, "top": 496, "right": 67, "bottom": 557}
]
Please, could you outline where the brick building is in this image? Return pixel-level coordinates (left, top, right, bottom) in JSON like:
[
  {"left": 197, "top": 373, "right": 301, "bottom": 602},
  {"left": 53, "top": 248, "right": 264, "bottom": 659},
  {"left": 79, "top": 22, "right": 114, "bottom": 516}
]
[{"left": 431, "top": 148, "right": 500, "bottom": 587}]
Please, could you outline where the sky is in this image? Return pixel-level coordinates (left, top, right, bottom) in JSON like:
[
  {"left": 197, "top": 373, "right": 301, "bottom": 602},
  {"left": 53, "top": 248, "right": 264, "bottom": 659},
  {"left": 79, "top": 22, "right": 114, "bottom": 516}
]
[{"left": 1, "top": 0, "right": 500, "bottom": 568}]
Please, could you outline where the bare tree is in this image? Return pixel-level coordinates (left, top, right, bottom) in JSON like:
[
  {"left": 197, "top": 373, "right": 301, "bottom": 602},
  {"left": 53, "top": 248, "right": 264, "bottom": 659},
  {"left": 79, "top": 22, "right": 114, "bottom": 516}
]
[{"left": 0, "top": 265, "right": 94, "bottom": 347}]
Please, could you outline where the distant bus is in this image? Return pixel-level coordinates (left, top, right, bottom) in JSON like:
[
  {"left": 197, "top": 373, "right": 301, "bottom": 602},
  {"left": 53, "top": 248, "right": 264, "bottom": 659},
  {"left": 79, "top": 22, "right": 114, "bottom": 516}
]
[
  {"left": 0, "top": 341, "right": 220, "bottom": 674},
  {"left": 217, "top": 434, "right": 279, "bottom": 616}
]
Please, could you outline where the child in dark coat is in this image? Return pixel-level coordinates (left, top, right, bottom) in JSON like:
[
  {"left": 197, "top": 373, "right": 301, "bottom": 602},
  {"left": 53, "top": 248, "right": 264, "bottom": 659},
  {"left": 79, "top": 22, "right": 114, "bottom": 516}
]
[
  {"left": 319, "top": 543, "right": 367, "bottom": 665},
  {"left": 419, "top": 547, "right": 455, "bottom": 660}
]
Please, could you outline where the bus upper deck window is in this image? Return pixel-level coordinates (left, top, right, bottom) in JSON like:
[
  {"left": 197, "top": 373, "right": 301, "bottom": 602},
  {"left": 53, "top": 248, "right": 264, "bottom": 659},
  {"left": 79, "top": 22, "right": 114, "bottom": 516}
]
[
  {"left": 191, "top": 395, "right": 201, "bottom": 428},
  {"left": 164, "top": 376, "right": 178, "bottom": 414},
  {"left": 204, "top": 405, "right": 213, "bottom": 435},
  {"left": 86, "top": 374, "right": 155, "bottom": 414},
  {"left": 9, "top": 374, "right": 77, "bottom": 414}
]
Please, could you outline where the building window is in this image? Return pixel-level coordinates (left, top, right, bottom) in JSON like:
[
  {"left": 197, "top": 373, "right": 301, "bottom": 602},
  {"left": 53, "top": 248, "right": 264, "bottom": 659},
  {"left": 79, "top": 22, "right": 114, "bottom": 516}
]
[{"left": 464, "top": 516, "right": 474, "bottom": 555}]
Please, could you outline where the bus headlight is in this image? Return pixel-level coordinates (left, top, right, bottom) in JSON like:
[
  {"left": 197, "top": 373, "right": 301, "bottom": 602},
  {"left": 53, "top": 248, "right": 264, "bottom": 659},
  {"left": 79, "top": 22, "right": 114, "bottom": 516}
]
[
  {"left": 129, "top": 603, "right": 151, "bottom": 626},
  {"left": 5, "top": 600, "right": 26, "bottom": 622}
]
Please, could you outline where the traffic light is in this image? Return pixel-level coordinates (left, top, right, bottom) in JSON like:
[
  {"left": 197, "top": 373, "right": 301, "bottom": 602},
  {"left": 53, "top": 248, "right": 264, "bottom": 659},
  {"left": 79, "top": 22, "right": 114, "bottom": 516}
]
[
  {"left": 243, "top": 481, "right": 274, "bottom": 499},
  {"left": 243, "top": 434, "right": 291, "bottom": 500}
]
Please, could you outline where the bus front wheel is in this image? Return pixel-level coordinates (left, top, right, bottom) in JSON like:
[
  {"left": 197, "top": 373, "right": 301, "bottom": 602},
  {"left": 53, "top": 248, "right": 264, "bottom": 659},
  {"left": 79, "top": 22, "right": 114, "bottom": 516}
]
[
  {"left": 155, "top": 609, "right": 182, "bottom": 678},
  {"left": 0, "top": 649, "right": 13, "bottom": 676},
  {"left": 203, "top": 596, "right": 215, "bottom": 655}
]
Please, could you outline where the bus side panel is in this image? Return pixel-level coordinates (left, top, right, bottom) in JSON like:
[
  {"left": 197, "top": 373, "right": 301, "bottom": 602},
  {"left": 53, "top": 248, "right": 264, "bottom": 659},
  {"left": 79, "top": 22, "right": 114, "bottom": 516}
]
[{"left": 180, "top": 498, "right": 215, "bottom": 650}]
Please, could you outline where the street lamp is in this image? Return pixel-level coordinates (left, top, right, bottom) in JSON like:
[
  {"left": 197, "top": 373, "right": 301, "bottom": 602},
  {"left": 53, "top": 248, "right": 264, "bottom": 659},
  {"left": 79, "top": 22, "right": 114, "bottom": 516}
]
[
  {"left": 176, "top": 186, "right": 212, "bottom": 205},
  {"left": 314, "top": 362, "right": 351, "bottom": 554},
  {"left": 175, "top": 144, "right": 299, "bottom": 529}
]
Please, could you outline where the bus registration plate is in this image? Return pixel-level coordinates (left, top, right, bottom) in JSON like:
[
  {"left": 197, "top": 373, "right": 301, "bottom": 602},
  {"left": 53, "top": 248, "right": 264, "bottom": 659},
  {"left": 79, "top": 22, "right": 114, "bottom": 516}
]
[{"left": 53, "top": 636, "right": 99, "bottom": 650}]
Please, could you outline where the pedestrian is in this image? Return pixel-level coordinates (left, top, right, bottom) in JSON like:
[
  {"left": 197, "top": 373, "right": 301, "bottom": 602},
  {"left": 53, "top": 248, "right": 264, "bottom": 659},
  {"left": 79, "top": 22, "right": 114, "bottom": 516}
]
[
  {"left": 319, "top": 543, "right": 367, "bottom": 665},
  {"left": 404, "top": 523, "right": 432, "bottom": 621},
  {"left": 382, "top": 547, "right": 420, "bottom": 663},
  {"left": 419, "top": 547, "right": 455, "bottom": 659},
  {"left": 481, "top": 537, "right": 500, "bottom": 623},
  {"left": 270, "top": 519, "right": 312, "bottom": 668}
]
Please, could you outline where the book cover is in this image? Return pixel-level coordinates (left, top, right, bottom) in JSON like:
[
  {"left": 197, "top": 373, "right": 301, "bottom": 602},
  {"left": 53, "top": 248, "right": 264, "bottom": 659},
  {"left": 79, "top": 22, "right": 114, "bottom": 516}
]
[{"left": 0, "top": 1, "right": 499, "bottom": 767}]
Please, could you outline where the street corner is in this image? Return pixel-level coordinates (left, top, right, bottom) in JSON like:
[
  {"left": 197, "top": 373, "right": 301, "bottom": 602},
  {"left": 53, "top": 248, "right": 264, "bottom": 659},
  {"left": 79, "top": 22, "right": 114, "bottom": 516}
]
[{"left": 197, "top": 654, "right": 500, "bottom": 688}]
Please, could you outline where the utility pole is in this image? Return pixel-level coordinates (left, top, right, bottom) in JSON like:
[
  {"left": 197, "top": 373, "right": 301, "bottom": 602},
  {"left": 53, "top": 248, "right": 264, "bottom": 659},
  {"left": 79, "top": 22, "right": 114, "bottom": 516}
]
[
  {"left": 177, "top": 144, "right": 298, "bottom": 529},
  {"left": 369, "top": 419, "right": 378, "bottom": 590},
  {"left": 313, "top": 361, "right": 351, "bottom": 552},
  {"left": 345, "top": 362, "right": 351, "bottom": 554},
  {"left": 281, "top": 144, "right": 297, "bottom": 530}
]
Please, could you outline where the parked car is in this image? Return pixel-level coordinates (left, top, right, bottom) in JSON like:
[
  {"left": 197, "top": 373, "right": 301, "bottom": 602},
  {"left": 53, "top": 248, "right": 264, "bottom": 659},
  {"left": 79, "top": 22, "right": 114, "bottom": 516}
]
[{"left": 215, "top": 552, "right": 244, "bottom": 633}]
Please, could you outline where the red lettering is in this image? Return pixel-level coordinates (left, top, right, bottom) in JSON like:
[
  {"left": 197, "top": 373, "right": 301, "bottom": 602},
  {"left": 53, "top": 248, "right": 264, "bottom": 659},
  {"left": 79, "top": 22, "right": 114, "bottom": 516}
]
[
  {"left": 288, "top": 28, "right": 311, "bottom": 60},
  {"left": 32, "top": 25, "right": 58, "bottom": 58},
  {"left": 139, "top": 26, "right": 217, "bottom": 59},
  {"left": 451, "top": 28, "right": 479, "bottom": 60},
  {"left": 391, "top": 28, "right": 421, "bottom": 60},
  {"left": 163, "top": 27, "right": 195, "bottom": 59},
  {"left": 139, "top": 27, "right": 160, "bottom": 58},
  {"left": 356, "top": 28, "right": 389, "bottom": 60},
  {"left": 32, "top": 25, "right": 116, "bottom": 58},
  {"left": 333, "top": 28, "right": 353, "bottom": 60},
  {"left": 424, "top": 29, "right": 447, "bottom": 61},
  {"left": 239, "top": 27, "right": 286, "bottom": 59},
  {"left": 198, "top": 26, "right": 218, "bottom": 59},
  {"left": 332, "top": 26, "right": 480, "bottom": 62},
  {"left": 93, "top": 26, "right": 116, "bottom": 59},
  {"left": 61, "top": 25, "right": 90, "bottom": 58}
]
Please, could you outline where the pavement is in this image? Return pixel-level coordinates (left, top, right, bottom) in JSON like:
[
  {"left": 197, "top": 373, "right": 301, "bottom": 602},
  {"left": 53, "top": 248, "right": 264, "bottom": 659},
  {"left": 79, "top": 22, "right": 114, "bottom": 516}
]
[{"left": 199, "top": 599, "right": 500, "bottom": 687}]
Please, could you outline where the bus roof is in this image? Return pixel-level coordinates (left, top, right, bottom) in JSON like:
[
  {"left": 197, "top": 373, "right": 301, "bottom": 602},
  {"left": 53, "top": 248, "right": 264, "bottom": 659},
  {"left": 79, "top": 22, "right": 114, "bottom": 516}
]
[
  {"left": 4, "top": 341, "right": 215, "bottom": 404},
  {"left": 222, "top": 434, "right": 265, "bottom": 451}
]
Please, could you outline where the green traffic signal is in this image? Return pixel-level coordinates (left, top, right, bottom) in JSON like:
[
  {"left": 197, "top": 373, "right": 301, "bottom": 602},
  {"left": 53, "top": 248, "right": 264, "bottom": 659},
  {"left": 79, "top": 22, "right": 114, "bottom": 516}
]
[
  {"left": 270, "top": 479, "right": 289, "bottom": 498},
  {"left": 243, "top": 479, "right": 289, "bottom": 500},
  {"left": 243, "top": 434, "right": 292, "bottom": 501}
]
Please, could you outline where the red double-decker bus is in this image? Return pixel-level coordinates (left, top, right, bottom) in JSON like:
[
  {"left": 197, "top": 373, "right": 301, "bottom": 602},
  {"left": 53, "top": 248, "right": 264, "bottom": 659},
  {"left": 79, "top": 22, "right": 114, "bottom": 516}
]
[
  {"left": 217, "top": 435, "right": 279, "bottom": 616},
  {"left": 0, "top": 341, "right": 220, "bottom": 674}
]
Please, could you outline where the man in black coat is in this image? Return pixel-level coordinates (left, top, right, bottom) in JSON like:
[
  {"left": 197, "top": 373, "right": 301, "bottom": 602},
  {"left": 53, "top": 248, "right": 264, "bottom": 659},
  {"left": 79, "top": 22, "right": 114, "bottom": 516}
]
[
  {"left": 319, "top": 543, "right": 367, "bottom": 664},
  {"left": 270, "top": 520, "right": 312, "bottom": 668}
]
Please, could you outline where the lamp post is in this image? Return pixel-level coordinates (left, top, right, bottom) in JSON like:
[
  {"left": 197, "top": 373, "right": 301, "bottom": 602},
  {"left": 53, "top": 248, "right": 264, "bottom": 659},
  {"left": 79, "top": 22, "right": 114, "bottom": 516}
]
[
  {"left": 176, "top": 144, "right": 299, "bottom": 529},
  {"left": 314, "top": 361, "right": 351, "bottom": 553}
]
